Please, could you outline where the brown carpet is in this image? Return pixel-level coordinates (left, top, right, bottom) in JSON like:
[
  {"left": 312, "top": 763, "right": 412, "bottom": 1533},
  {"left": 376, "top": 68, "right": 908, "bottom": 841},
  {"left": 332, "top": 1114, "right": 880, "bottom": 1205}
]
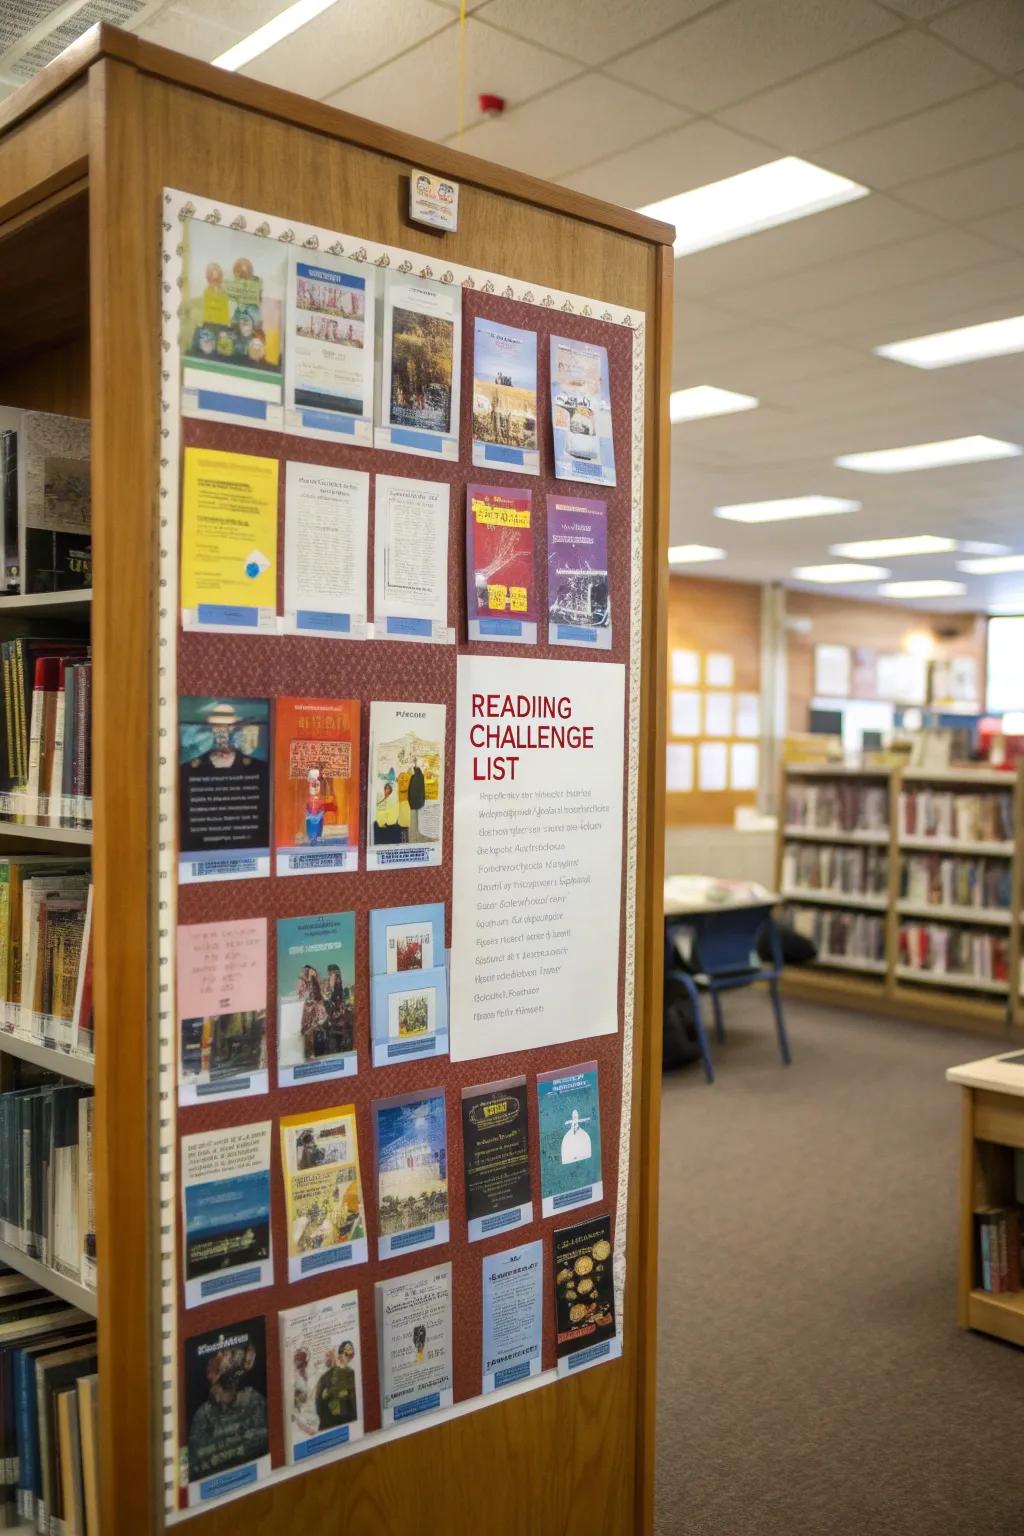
[{"left": 655, "top": 995, "right": 1024, "bottom": 1536}]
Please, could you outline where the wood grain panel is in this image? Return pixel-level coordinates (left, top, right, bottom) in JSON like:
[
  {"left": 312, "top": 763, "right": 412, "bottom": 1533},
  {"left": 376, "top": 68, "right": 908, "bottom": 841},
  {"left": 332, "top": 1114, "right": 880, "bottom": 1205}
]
[{"left": 0, "top": 85, "right": 88, "bottom": 219}]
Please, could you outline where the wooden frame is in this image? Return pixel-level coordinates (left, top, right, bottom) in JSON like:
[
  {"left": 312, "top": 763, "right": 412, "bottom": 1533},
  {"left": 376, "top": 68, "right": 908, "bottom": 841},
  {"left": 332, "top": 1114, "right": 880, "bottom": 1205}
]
[
  {"left": 0, "top": 25, "right": 671, "bottom": 1534},
  {"left": 957, "top": 1082, "right": 1024, "bottom": 1346}
]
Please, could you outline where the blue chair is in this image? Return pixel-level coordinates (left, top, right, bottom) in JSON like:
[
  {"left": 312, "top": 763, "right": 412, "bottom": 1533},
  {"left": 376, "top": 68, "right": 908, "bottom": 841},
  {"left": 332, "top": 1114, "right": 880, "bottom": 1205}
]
[{"left": 664, "top": 907, "right": 792, "bottom": 1084}]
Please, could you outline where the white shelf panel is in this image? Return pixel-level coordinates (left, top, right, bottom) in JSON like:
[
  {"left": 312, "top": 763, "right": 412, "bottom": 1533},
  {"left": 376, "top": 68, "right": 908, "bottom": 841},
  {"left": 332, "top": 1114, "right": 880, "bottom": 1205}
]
[
  {"left": 0, "top": 588, "right": 91, "bottom": 618},
  {"left": 785, "top": 763, "right": 892, "bottom": 778},
  {"left": 783, "top": 826, "right": 889, "bottom": 846},
  {"left": 0, "top": 821, "right": 91, "bottom": 846},
  {"left": 898, "top": 835, "right": 1014, "bottom": 857},
  {"left": 0, "top": 1237, "right": 97, "bottom": 1316},
  {"left": 782, "top": 887, "right": 888, "bottom": 912},
  {"left": 0, "top": 1031, "right": 94, "bottom": 1083},
  {"left": 812, "top": 954, "right": 887, "bottom": 976},
  {"left": 896, "top": 901, "right": 1012, "bottom": 928},
  {"left": 894, "top": 966, "right": 1008, "bottom": 995},
  {"left": 901, "top": 766, "right": 1011, "bottom": 786}
]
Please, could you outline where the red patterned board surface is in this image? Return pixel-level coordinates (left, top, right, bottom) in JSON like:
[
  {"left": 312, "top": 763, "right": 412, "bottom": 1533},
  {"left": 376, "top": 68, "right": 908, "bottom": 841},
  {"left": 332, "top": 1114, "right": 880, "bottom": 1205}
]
[{"left": 174, "top": 292, "right": 636, "bottom": 1468}]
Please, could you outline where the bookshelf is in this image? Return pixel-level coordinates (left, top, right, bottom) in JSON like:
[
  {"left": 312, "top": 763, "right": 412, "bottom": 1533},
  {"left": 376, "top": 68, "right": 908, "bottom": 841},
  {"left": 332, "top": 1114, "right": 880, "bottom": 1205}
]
[
  {"left": 777, "top": 762, "right": 1024, "bottom": 1034},
  {"left": 0, "top": 1236, "right": 96, "bottom": 1316},
  {"left": 0, "top": 1030, "right": 93, "bottom": 1083}
]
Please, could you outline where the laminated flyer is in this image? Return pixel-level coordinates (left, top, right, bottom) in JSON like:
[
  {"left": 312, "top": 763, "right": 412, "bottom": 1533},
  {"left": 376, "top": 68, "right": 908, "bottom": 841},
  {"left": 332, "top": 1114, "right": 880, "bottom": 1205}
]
[
  {"left": 376, "top": 271, "right": 461, "bottom": 460},
  {"left": 461, "top": 1076, "right": 532, "bottom": 1242},
  {"left": 546, "top": 494, "right": 611, "bottom": 649},
  {"left": 537, "top": 1062, "right": 603, "bottom": 1218},
  {"left": 372, "top": 475, "right": 450, "bottom": 643},
  {"left": 465, "top": 484, "right": 537, "bottom": 645},
  {"left": 273, "top": 697, "right": 360, "bottom": 876},
  {"left": 180, "top": 447, "right": 278, "bottom": 633},
  {"left": 549, "top": 334, "right": 616, "bottom": 487},
  {"left": 276, "top": 911, "right": 357, "bottom": 1086},
  {"left": 374, "top": 1262, "right": 453, "bottom": 1427},
  {"left": 471, "top": 317, "right": 539, "bottom": 475},
  {"left": 284, "top": 249, "right": 375, "bottom": 442},
  {"left": 366, "top": 701, "right": 445, "bottom": 870},
  {"left": 553, "top": 1213, "right": 621, "bottom": 1377},
  {"left": 370, "top": 964, "right": 449, "bottom": 1066},
  {"left": 282, "top": 461, "right": 369, "bottom": 638},
  {"left": 177, "top": 918, "right": 268, "bottom": 1106},
  {"left": 481, "top": 1240, "right": 543, "bottom": 1393},
  {"left": 178, "top": 696, "right": 271, "bottom": 883},
  {"left": 180, "top": 219, "right": 286, "bottom": 428},
  {"left": 369, "top": 902, "right": 445, "bottom": 977},
  {"left": 279, "top": 1104, "right": 367, "bottom": 1282},
  {"left": 373, "top": 1088, "right": 449, "bottom": 1259},
  {"left": 279, "top": 1290, "right": 364, "bottom": 1465},
  {"left": 184, "top": 1315, "right": 271, "bottom": 1507},
  {"left": 181, "top": 1121, "right": 273, "bottom": 1309}
]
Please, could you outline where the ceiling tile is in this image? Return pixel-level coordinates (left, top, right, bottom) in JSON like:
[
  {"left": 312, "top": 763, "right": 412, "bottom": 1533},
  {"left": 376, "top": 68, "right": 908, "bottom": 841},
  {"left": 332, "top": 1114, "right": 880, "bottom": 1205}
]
[
  {"left": 931, "top": 0, "right": 1024, "bottom": 76},
  {"left": 895, "top": 145, "right": 1024, "bottom": 220},
  {"left": 558, "top": 119, "right": 770, "bottom": 208},
  {"left": 607, "top": 0, "right": 900, "bottom": 113},
  {"left": 969, "top": 205, "right": 1024, "bottom": 252},
  {"left": 719, "top": 30, "right": 992, "bottom": 151},
  {"left": 478, "top": 0, "right": 716, "bottom": 68},
  {"left": 797, "top": 256, "right": 1024, "bottom": 340},
  {"left": 324, "top": 17, "right": 579, "bottom": 140},
  {"left": 242, "top": 0, "right": 452, "bottom": 98},
  {"left": 823, "top": 81, "right": 1024, "bottom": 187},
  {"left": 170, "top": 0, "right": 291, "bottom": 30},
  {"left": 134, "top": 3, "right": 240, "bottom": 57},
  {"left": 446, "top": 73, "right": 684, "bottom": 179},
  {"left": 679, "top": 343, "right": 867, "bottom": 395}
]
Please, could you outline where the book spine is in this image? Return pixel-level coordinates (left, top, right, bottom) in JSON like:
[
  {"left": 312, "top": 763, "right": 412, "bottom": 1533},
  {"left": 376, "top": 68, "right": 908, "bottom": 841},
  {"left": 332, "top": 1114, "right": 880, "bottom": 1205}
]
[
  {"left": 79, "top": 665, "right": 91, "bottom": 828},
  {"left": 1, "top": 431, "right": 18, "bottom": 594},
  {"left": 72, "top": 670, "right": 87, "bottom": 829},
  {"left": 24, "top": 664, "right": 45, "bottom": 827},
  {"left": 61, "top": 669, "right": 76, "bottom": 827},
  {"left": 980, "top": 1217, "right": 991, "bottom": 1291},
  {"left": 47, "top": 674, "right": 65, "bottom": 829}
]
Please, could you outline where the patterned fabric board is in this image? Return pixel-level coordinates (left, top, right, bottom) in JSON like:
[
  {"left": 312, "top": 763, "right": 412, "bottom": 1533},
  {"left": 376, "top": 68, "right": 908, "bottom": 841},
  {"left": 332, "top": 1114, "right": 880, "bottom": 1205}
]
[{"left": 175, "top": 290, "right": 634, "bottom": 1463}]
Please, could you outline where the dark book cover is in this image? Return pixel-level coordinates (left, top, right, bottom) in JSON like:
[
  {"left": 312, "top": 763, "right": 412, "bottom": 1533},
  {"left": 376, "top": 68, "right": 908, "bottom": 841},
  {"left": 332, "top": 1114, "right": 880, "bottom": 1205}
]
[
  {"left": 178, "top": 696, "right": 271, "bottom": 860},
  {"left": 461, "top": 1077, "right": 531, "bottom": 1237},
  {"left": 552, "top": 1212, "right": 616, "bottom": 1361},
  {"left": 185, "top": 1316, "right": 269, "bottom": 1490},
  {"left": 1, "top": 430, "right": 17, "bottom": 593}
]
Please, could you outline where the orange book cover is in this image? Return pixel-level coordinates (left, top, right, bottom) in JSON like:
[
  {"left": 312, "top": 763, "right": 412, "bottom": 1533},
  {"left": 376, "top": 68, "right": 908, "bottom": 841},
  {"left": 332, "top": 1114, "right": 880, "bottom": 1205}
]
[{"left": 274, "top": 696, "right": 360, "bottom": 875}]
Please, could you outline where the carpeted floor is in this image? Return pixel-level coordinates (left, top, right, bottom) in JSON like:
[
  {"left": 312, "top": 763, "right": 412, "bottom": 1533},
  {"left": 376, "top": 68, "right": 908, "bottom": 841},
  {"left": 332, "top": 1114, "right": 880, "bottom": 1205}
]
[{"left": 654, "top": 995, "right": 1024, "bottom": 1536}]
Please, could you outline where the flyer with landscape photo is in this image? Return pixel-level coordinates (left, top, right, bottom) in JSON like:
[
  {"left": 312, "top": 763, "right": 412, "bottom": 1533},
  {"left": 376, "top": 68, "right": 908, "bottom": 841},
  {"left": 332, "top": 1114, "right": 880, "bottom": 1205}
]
[
  {"left": 461, "top": 1076, "right": 532, "bottom": 1242},
  {"left": 279, "top": 1290, "right": 364, "bottom": 1464},
  {"left": 282, "top": 461, "right": 369, "bottom": 639},
  {"left": 471, "top": 317, "right": 539, "bottom": 474},
  {"left": 285, "top": 249, "right": 375, "bottom": 442},
  {"left": 279, "top": 1104, "right": 367, "bottom": 1282},
  {"left": 376, "top": 272, "right": 461, "bottom": 461},
  {"left": 181, "top": 1121, "right": 273, "bottom": 1309},
  {"left": 184, "top": 1315, "right": 271, "bottom": 1506},
  {"left": 178, "top": 696, "right": 271, "bottom": 883},
  {"left": 276, "top": 911, "right": 357, "bottom": 1086},
  {"left": 177, "top": 918, "right": 268, "bottom": 1105},
  {"left": 374, "top": 1262, "right": 453, "bottom": 1427},
  {"left": 549, "top": 335, "right": 616, "bottom": 487},
  {"left": 366, "top": 701, "right": 445, "bottom": 870},
  {"left": 482, "top": 1240, "right": 544, "bottom": 1393},
  {"left": 537, "top": 1062, "right": 603, "bottom": 1218},
  {"left": 273, "top": 696, "right": 360, "bottom": 876},
  {"left": 546, "top": 494, "right": 612, "bottom": 649},
  {"left": 373, "top": 1089, "right": 449, "bottom": 1259},
  {"left": 552, "top": 1212, "right": 621, "bottom": 1377},
  {"left": 466, "top": 483, "right": 536, "bottom": 644}
]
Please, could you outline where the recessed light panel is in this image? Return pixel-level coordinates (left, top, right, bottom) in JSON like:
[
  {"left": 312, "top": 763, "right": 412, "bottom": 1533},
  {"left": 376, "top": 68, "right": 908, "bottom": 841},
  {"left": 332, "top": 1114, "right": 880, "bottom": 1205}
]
[
  {"left": 958, "top": 554, "right": 1024, "bottom": 575},
  {"left": 829, "top": 535, "right": 956, "bottom": 559},
  {"left": 879, "top": 580, "right": 967, "bottom": 598},
  {"left": 876, "top": 315, "right": 1024, "bottom": 369},
  {"left": 668, "top": 544, "right": 727, "bottom": 564},
  {"left": 835, "top": 436, "right": 1022, "bottom": 473},
  {"left": 213, "top": 0, "right": 338, "bottom": 70},
  {"left": 638, "top": 157, "right": 869, "bottom": 258},
  {"left": 791, "top": 563, "right": 890, "bottom": 583},
  {"left": 714, "top": 495, "right": 860, "bottom": 524},
  {"left": 669, "top": 386, "right": 759, "bottom": 423}
]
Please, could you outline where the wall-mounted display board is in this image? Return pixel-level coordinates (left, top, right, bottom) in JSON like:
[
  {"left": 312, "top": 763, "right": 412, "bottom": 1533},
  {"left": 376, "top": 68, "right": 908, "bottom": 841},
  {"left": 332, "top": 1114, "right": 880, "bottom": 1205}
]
[{"left": 0, "top": 25, "right": 670, "bottom": 1534}]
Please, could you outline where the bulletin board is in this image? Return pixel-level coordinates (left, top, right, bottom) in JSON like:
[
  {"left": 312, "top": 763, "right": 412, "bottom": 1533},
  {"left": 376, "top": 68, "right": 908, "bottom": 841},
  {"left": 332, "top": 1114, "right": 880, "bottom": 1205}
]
[{"left": 157, "top": 190, "right": 646, "bottom": 1519}]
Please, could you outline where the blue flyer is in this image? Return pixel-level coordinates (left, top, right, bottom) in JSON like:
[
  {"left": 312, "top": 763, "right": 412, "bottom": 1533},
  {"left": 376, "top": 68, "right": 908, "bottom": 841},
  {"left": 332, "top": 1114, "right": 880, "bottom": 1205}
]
[
  {"left": 481, "top": 1240, "right": 544, "bottom": 1394},
  {"left": 369, "top": 902, "right": 446, "bottom": 976},
  {"left": 536, "top": 1061, "right": 603, "bottom": 1218},
  {"left": 373, "top": 1090, "right": 449, "bottom": 1259},
  {"left": 370, "top": 966, "right": 449, "bottom": 1066},
  {"left": 549, "top": 335, "right": 616, "bottom": 487}
]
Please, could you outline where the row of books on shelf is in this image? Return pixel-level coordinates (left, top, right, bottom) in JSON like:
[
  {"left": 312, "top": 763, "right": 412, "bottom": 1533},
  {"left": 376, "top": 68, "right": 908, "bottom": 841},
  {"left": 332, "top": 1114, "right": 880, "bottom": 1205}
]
[
  {"left": 781, "top": 843, "right": 888, "bottom": 897},
  {"left": 898, "top": 789, "right": 1013, "bottom": 845},
  {"left": 901, "top": 854, "right": 1012, "bottom": 912},
  {"left": 0, "top": 639, "right": 92, "bottom": 828},
  {"left": 0, "top": 1085, "right": 95, "bottom": 1291},
  {"left": 786, "top": 905, "right": 886, "bottom": 965},
  {"left": 0, "top": 861, "right": 93, "bottom": 1058},
  {"left": 0, "top": 1270, "right": 97, "bottom": 1533},
  {"left": 785, "top": 782, "right": 888, "bottom": 835},
  {"left": 975, "top": 1205, "right": 1022, "bottom": 1294},
  {"left": 0, "top": 409, "right": 90, "bottom": 596},
  {"left": 898, "top": 924, "right": 1010, "bottom": 982}
]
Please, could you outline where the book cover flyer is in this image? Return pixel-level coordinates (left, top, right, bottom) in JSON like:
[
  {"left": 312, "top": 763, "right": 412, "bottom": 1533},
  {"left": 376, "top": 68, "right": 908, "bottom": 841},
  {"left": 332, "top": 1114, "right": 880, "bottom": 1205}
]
[
  {"left": 184, "top": 1316, "right": 271, "bottom": 1506},
  {"left": 178, "top": 696, "right": 271, "bottom": 883},
  {"left": 471, "top": 318, "right": 539, "bottom": 475},
  {"left": 282, "top": 461, "right": 369, "bottom": 639},
  {"left": 546, "top": 494, "right": 612, "bottom": 650},
  {"left": 18, "top": 411, "right": 92, "bottom": 595},
  {"left": 373, "top": 1089, "right": 449, "bottom": 1259},
  {"left": 177, "top": 918, "right": 268, "bottom": 1106},
  {"left": 374, "top": 1262, "right": 453, "bottom": 1427},
  {"left": 370, "top": 964, "right": 449, "bottom": 1066},
  {"left": 180, "top": 447, "right": 278, "bottom": 633},
  {"left": 181, "top": 219, "right": 286, "bottom": 428},
  {"left": 553, "top": 1213, "right": 621, "bottom": 1377},
  {"left": 284, "top": 250, "right": 375, "bottom": 443},
  {"left": 369, "top": 902, "right": 445, "bottom": 977},
  {"left": 372, "top": 475, "right": 450, "bottom": 643},
  {"left": 279, "top": 1104, "right": 367, "bottom": 1282},
  {"left": 273, "top": 696, "right": 360, "bottom": 876},
  {"left": 465, "top": 484, "right": 536, "bottom": 645},
  {"left": 276, "top": 911, "right": 357, "bottom": 1086},
  {"left": 181, "top": 1122, "right": 273, "bottom": 1309},
  {"left": 481, "top": 1240, "right": 543, "bottom": 1393},
  {"left": 549, "top": 335, "right": 616, "bottom": 487},
  {"left": 366, "top": 701, "right": 445, "bottom": 870},
  {"left": 279, "top": 1290, "right": 364, "bottom": 1465},
  {"left": 461, "top": 1076, "right": 532, "bottom": 1242},
  {"left": 537, "top": 1062, "right": 603, "bottom": 1218},
  {"left": 376, "top": 272, "right": 461, "bottom": 461}
]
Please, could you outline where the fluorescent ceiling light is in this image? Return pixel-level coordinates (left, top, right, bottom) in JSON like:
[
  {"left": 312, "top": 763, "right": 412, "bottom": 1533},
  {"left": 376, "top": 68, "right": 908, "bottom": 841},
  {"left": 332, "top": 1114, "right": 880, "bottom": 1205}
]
[
  {"left": 829, "top": 534, "right": 956, "bottom": 559},
  {"left": 792, "top": 563, "right": 890, "bottom": 583},
  {"left": 638, "top": 157, "right": 869, "bottom": 258},
  {"left": 879, "top": 580, "right": 967, "bottom": 598},
  {"left": 835, "top": 436, "right": 1022, "bottom": 473},
  {"left": 877, "top": 314, "right": 1024, "bottom": 369},
  {"left": 668, "top": 544, "right": 727, "bottom": 565},
  {"left": 669, "top": 386, "right": 759, "bottom": 423},
  {"left": 714, "top": 495, "right": 860, "bottom": 524},
  {"left": 958, "top": 554, "right": 1024, "bottom": 575},
  {"left": 213, "top": 0, "right": 338, "bottom": 70}
]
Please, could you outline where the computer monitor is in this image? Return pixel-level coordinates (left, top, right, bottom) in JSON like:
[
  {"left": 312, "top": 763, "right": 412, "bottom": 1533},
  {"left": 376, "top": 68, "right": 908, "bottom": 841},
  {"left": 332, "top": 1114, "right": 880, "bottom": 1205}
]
[{"left": 810, "top": 708, "right": 843, "bottom": 736}]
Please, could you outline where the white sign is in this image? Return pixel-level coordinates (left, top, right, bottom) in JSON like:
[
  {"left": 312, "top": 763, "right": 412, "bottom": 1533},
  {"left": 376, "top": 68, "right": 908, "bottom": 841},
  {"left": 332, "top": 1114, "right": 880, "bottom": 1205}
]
[
  {"left": 449, "top": 655, "right": 625, "bottom": 1062},
  {"left": 409, "top": 168, "right": 460, "bottom": 231}
]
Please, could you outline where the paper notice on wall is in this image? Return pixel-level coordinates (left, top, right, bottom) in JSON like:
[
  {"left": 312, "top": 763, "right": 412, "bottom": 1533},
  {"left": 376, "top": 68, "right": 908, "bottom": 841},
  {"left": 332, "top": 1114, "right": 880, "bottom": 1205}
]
[
  {"left": 703, "top": 691, "right": 732, "bottom": 736},
  {"left": 671, "top": 649, "right": 699, "bottom": 687},
  {"left": 670, "top": 691, "right": 700, "bottom": 737},
  {"left": 666, "top": 743, "right": 693, "bottom": 792},
  {"left": 735, "top": 693, "right": 760, "bottom": 738},
  {"left": 698, "top": 741, "right": 727, "bottom": 791},
  {"left": 705, "top": 652, "right": 733, "bottom": 687},
  {"left": 730, "top": 742, "right": 759, "bottom": 791},
  {"left": 449, "top": 654, "right": 624, "bottom": 1061}
]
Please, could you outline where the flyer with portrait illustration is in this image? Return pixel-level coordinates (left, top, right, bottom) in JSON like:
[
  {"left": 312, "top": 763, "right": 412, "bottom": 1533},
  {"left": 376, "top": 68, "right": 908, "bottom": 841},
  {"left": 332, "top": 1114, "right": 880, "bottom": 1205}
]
[
  {"left": 376, "top": 271, "right": 461, "bottom": 460},
  {"left": 374, "top": 1262, "right": 453, "bottom": 1428},
  {"left": 546, "top": 494, "right": 611, "bottom": 649},
  {"left": 366, "top": 701, "right": 445, "bottom": 870},
  {"left": 482, "top": 1240, "right": 543, "bottom": 1394},
  {"left": 284, "top": 249, "right": 375, "bottom": 442},
  {"left": 549, "top": 334, "right": 616, "bottom": 487},
  {"left": 461, "top": 1076, "right": 532, "bottom": 1242},
  {"left": 181, "top": 1121, "right": 273, "bottom": 1310},
  {"left": 184, "top": 1315, "right": 271, "bottom": 1507},
  {"left": 177, "top": 918, "right": 268, "bottom": 1106},
  {"left": 180, "top": 446, "right": 278, "bottom": 633},
  {"left": 273, "top": 696, "right": 360, "bottom": 876},
  {"left": 276, "top": 911, "right": 357, "bottom": 1086},
  {"left": 471, "top": 317, "right": 539, "bottom": 475},
  {"left": 282, "top": 461, "right": 369, "bottom": 639},
  {"left": 279, "top": 1104, "right": 367, "bottom": 1283},
  {"left": 373, "top": 1088, "right": 449, "bottom": 1260},
  {"left": 279, "top": 1290, "right": 364, "bottom": 1466},
  {"left": 465, "top": 484, "right": 536, "bottom": 644},
  {"left": 537, "top": 1062, "right": 603, "bottom": 1218},
  {"left": 553, "top": 1213, "right": 621, "bottom": 1377},
  {"left": 178, "top": 695, "right": 271, "bottom": 883}
]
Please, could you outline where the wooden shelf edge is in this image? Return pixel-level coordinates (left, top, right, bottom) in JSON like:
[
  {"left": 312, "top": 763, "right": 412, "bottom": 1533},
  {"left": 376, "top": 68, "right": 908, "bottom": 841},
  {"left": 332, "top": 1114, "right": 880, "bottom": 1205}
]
[
  {"left": 0, "top": 1237, "right": 97, "bottom": 1316},
  {"left": 0, "top": 822, "right": 92, "bottom": 845},
  {"left": 968, "top": 1289, "right": 1024, "bottom": 1347},
  {"left": 0, "top": 1031, "right": 94, "bottom": 1083}
]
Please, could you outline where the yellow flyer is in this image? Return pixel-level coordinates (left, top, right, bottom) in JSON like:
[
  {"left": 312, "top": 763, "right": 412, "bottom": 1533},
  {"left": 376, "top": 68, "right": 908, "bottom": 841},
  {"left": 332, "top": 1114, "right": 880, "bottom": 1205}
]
[
  {"left": 280, "top": 1104, "right": 368, "bottom": 1282},
  {"left": 181, "top": 446, "right": 278, "bottom": 631}
]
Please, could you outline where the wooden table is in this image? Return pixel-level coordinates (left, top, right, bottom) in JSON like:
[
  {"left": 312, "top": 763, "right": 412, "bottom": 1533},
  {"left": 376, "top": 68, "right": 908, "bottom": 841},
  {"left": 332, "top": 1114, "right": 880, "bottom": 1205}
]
[{"left": 947, "top": 1052, "right": 1024, "bottom": 1345}]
